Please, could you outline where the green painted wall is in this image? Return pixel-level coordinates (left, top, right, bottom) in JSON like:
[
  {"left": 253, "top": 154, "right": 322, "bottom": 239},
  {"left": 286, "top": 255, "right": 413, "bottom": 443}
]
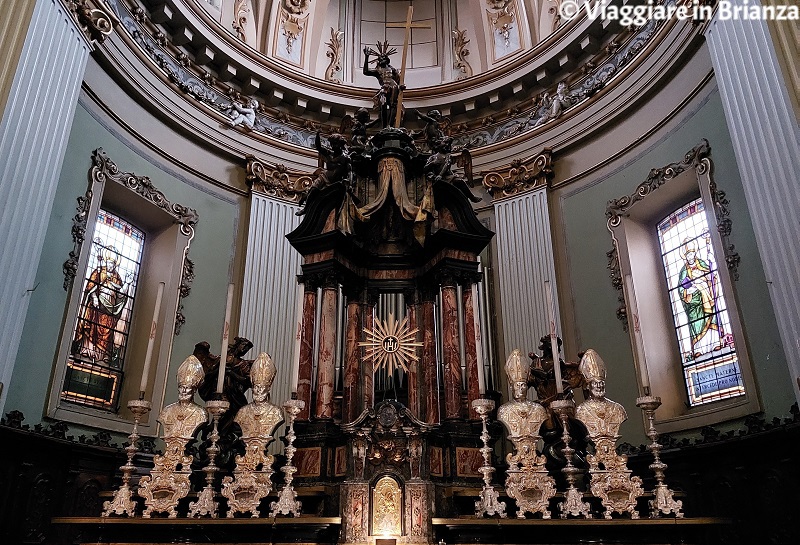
[
  {"left": 560, "top": 89, "right": 794, "bottom": 442},
  {"left": 5, "top": 104, "right": 242, "bottom": 434}
]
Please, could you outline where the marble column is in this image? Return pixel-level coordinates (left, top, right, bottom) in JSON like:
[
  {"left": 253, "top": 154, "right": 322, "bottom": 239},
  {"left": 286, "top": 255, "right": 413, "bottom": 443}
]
[
  {"left": 705, "top": 10, "right": 800, "bottom": 404},
  {"left": 441, "top": 283, "right": 463, "bottom": 420},
  {"left": 421, "top": 292, "right": 439, "bottom": 424},
  {"left": 314, "top": 281, "right": 338, "bottom": 419},
  {"left": 296, "top": 284, "right": 317, "bottom": 421},
  {"left": 362, "top": 299, "right": 376, "bottom": 410},
  {"left": 342, "top": 288, "right": 362, "bottom": 423},
  {"left": 406, "top": 292, "right": 420, "bottom": 418},
  {"left": 463, "top": 285, "right": 481, "bottom": 418},
  {"left": 0, "top": 0, "right": 113, "bottom": 412}
]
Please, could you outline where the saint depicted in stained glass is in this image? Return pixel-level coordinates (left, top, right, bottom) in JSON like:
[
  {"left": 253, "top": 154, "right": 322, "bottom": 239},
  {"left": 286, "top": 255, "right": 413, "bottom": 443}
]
[
  {"left": 658, "top": 199, "right": 744, "bottom": 406},
  {"left": 62, "top": 210, "right": 144, "bottom": 409},
  {"left": 72, "top": 243, "right": 134, "bottom": 364},
  {"left": 677, "top": 233, "right": 725, "bottom": 359}
]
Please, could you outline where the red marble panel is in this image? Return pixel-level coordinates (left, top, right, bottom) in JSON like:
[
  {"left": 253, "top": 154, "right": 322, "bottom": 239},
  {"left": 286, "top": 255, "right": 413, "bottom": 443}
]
[
  {"left": 441, "top": 286, "right": 463, "bottom": 420},
  {"left": 362, "top": 306, "right": 375, "bottom": 410},
  {"left": 429, "top": 446, "right": 443, "bottom": 477},
  {"left": 294, "top": 447, "right": 322, "bottom": 477},
  {"left": 422, "top": 299, "right": 439, "bottom": 424},
  {"left": 342, "top": 300, "right": 361, "bottom": 423},
  {"left": 455, "top": 447, "right": 484, "bottom": 477},
  {"left": 297, "top": 289, "right": 317, "bottom": 420},
  {"left": 406, "top": 302, "right": 420, "bottom": 418},
  {"left": 314, "top": 286, "right": 338, "bottom": 419},
  {"left": 334, "top": 445, "right": 347, "bottom": 476},
  {"left": 463, "top": 287, "right": 481, "bottom": 418}
]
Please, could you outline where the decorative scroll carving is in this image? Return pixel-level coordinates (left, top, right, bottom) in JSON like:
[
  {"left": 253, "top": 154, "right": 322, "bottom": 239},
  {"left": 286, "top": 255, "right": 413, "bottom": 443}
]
[
  {"left": 708, "top": 176, "right": 741, "bottom": 280},
  {"left": 486, "top": 1, "right": 516, "bottom": 48},
  {"left": 606, "top": 246, "right": 628, "bottom": 331},
  {"left": 606, "top": 139, "right": 711, "bottom": 228},
  {"left": 481, "top": 149, "right": 553, "bottom": 198},
  {"left": 324, "top": 28, "right": 344, "bottom": 83},
  {"left": 90, "top": 148, "right": 199, "bottom": 235},
  {"left": 64, "top": 0, "right": 119, "bottom": 44},
  {"left": 63, "top": 189, "right": 93, "bottom": 291},
  {"left": 279, "top": 0, "right": 311, "bottom": 56},
  {"left": 174, "top": 257, "right": 194, "bottom": 335},
  {"left": 452, "top": 29, "right": 473, "bottom": 80},
  {"left": 245, "top": 155, "right": 313, "bottom": 202},
  {"left": 231, "top": 0, "right": 250, "bottom": 42}
]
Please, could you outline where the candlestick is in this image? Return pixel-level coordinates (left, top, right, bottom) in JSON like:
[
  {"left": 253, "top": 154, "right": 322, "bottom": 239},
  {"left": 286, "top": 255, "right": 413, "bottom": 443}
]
[
  {"left": 472, "top": 398, "right": 506, "bottom": 518},
  {"left": 216, "top": 283, "right": 234, "bottom": 393},
  {"left": 636, "top": 395, "right": 683, "bottom": 518},
  {"left": 139, "top": 282, "right": 165, "bottom": 396},
  {"left": 624, "top": 274, "right": 650, "bottom": 390},
  {"left": 270, "top": 399, "right": 305, "bottom": 517},
  {"left": 189, "top": 399, "right": 229, "bottom": 518},
  {"left": 551, "top": 399, "right": 592, "bottom": 519},
  {"left": 102, "top": 399, "right": 152, "bottom": 516},
  {"left": 544, "top": 280, "right": 563, "bottom": 393}
]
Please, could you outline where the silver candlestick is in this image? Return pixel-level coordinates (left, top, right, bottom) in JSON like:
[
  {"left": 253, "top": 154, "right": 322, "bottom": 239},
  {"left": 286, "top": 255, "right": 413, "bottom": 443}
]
[
  {"left": 270, "top": 399, "right": 304, "bottom": 517},
  {"left": 189, "top": 399, "right": 229, "bottom": 518},
  {"left": 472, "top": 398, "right": 506, "bottom": 518},
  {"left": 102, "top": 398, "right": 152, "bottom": 517},
  {"left": 551, "top": 399, "right": 592, "bottom": 519},
  {"left": 636, "top": 394, "right": 683, "bottom": 518}
]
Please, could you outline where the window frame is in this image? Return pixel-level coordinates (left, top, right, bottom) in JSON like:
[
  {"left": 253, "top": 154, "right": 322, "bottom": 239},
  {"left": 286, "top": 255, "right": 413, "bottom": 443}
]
[
  {"left": 606, "top": 140, "right": 760, "bottom": 433},
  {"left": 47, "top": 148, "right": 197, "bottom": 434}
]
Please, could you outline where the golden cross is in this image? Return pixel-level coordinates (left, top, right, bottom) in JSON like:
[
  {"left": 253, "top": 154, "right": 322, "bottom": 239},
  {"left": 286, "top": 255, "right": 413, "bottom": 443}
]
[{"left": 386, "top": 6, "right": 431, "bottom": 127}]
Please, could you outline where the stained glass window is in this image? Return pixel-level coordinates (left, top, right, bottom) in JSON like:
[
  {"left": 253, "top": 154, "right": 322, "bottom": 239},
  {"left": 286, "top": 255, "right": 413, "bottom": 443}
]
[
  {"left": 657, "top": 198, "right": 745, "bottom": 406},
  {"left": 61, "top": 210, "right": 145, "bottom": 410}
]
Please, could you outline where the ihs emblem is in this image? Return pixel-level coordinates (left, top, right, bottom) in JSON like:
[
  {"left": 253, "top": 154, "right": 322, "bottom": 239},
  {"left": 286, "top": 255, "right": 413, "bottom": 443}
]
[{"left": 359, "top": 313, "right": 423, "bottom": 376}]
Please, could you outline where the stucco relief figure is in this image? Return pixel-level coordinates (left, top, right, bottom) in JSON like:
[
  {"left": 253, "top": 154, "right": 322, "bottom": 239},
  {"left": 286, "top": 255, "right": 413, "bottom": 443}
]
[
  {"left": 226, "top": 98, "right": 258, "bottom": 130},
  {"left": 575, "top": 349, "right": 643, "bottom": 519},
  {"left": 531, "top": 82, "right": 573, "bottom": 128},
  {"left": 363, "top": 42, "right": 401, "bottom": 128},
  {"left": 138, "top": 355, "right": 209, "bottom": 518},
  {"left": 73, "top": 243, "right": 133, "bottom": 364},
  {"left": 221, "top": 353, "right": 283, "bottom": 517},
  {"left": 497, "top": 349, "right": 556, "bottom": 518}
]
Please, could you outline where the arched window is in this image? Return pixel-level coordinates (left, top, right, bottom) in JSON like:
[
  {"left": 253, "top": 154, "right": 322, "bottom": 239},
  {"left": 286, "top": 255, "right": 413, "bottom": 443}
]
[
  {"left": 656, "top": 198, "right": 745, "bottom": 407},
  {"left": 61, "top": 210, "right": 145, "bottom": 410}
]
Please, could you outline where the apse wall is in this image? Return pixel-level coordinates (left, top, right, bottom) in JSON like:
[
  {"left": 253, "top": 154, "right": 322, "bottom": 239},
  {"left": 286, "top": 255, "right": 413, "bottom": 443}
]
[
  {"left": 5, "top": 102, "right": 244, "bottom": 437},
  {"left": 554, "top": 88, "right": 794, "bottom": 442}
]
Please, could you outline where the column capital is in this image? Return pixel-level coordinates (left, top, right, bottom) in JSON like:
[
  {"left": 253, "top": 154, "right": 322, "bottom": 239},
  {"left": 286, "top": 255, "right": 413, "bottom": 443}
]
[{"left": 62, "top": 0, "right": 120, "bottom": 48}]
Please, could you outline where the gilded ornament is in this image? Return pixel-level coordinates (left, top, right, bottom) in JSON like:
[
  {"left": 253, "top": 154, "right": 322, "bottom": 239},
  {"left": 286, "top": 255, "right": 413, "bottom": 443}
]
[{"left": 575, "top": 350, "right": 644, "bottom": 519}]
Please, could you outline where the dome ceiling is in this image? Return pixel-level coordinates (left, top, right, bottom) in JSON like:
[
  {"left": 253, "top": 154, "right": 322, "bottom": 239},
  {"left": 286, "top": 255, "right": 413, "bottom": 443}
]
[{"left": 105, "top": 0, "right": 681, "bottom": 158}]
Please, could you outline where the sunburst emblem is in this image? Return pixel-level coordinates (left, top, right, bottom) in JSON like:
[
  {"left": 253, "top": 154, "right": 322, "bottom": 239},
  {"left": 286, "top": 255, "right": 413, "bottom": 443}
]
[{"left": 359, "top": 313, "right": 423, "bottom": 376}]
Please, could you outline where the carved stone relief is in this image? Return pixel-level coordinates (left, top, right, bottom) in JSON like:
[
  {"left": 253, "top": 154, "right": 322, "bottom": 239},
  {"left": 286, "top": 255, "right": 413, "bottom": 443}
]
[{"left": 481, "top": 149, "right": 554, "bottom": 198}]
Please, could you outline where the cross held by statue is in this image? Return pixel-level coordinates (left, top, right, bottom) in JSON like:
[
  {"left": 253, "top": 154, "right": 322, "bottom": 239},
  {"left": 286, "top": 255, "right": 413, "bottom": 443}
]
[{"left": 386, "top": 6, "right": 431, "bottom": 127}]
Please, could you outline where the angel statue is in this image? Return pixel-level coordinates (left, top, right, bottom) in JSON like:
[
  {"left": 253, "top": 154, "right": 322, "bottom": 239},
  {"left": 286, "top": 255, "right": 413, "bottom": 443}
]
[
  {"left": 423, "top": 137, "right": 481, "bottom": 203},
  {"left": 530, "top": 82, "right": 573, "bottom": 128},
  {"left": 226, "top": 98, "right": 259, "bottom": 130},
  {"left": 413, "top": 109, "right": 450, "bottom": 149},
  {"left": 296, "top": 132, "right": 352, "bottom": 215},
  {"left": 340, "top": 107, "right": 380, "bottom": 150},
  {"left": 363, "top": 42, "right": 401, "bottom": 128}
]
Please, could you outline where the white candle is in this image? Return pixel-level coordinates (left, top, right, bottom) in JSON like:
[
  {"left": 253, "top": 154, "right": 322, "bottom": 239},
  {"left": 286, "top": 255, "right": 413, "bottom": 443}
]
[
  {"left": 139, "top": 282, "right": 165, "bottom": 396},
  {"left": 290, "top": 282, "right": 303, "bottom": 393},
  {"left": 471, "top": 284, "right": 486, "bottom": 395},
  {"left": 216, "top": 283, "right": 234, "bottom": 393},
  {"left": 624, "top": 274, "right": 649, "bottom": 390},
  {"left": 544, "top": 280, "right": 563, "bottom": 393}
]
